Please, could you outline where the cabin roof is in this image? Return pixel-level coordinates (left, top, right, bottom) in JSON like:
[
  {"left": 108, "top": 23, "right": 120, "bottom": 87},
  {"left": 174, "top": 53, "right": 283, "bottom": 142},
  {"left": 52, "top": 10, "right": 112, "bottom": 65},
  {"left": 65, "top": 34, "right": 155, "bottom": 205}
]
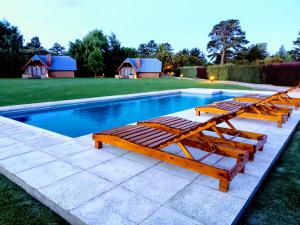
[
  {"left": 117, "top": 58, "right": 162, "bottom": 73},
  {"left": 23, "top": 54, "right": 77, "bottom": 71}
]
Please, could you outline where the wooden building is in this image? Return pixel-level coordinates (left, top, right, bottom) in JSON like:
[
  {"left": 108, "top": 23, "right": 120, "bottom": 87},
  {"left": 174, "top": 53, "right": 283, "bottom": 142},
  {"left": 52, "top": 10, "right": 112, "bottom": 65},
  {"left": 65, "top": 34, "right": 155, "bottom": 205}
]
[
  {"left": 116, "top": 58, "right": 162, "bottom": 78},
  {"left": 22, "top": 54, "right": 77, "bottom": 78}
]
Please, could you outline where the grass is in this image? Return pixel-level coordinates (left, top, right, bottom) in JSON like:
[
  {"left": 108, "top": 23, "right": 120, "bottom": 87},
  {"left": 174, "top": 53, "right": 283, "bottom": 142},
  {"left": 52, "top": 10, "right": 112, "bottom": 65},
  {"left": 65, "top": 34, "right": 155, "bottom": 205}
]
[
  {"left": 239, "top": 124, "right": 300, "bottom": 225},
  {"left": 0, "top": 175, "right": 69, "bottom": 225},
  {"left": 0, "top": 78, "right": 252, "bottom": 106},
  {"left": 0, "top": 78, "right": 298, "bottom": 224}
]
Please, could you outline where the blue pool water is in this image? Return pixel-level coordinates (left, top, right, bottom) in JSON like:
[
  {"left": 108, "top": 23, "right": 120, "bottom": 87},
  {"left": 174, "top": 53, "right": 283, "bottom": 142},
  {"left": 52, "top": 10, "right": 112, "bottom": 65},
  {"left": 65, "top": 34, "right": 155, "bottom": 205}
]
[{"left": 3, "top": 93, "right": 237, "bottom": 137}]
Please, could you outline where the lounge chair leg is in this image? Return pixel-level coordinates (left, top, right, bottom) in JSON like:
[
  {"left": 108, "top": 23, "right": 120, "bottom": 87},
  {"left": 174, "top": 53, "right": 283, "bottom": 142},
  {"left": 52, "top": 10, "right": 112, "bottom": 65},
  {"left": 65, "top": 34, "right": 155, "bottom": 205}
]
[
  {"left": 249, "top": 153, "right": 254, "bottom": 161},
  {"left": 237, "top": 157, "right": 246, "bottom": 173},
  {"left": 240, "top": 165, "right": 245, "bottom": 174},
  {"left": 196, "top": 110, "right": 200, "bottom": 116},
  {"left": 95, "top": 141, "right": 103, "bottom": 149},
  {"left": 219, "top": 179, "right": 229, "bottom": 192}
]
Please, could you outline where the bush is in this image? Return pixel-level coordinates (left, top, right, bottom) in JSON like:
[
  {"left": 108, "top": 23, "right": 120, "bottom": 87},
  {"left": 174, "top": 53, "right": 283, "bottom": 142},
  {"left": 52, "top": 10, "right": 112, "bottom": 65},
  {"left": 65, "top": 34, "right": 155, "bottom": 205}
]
[
  {"left": 263, "top": 62, "right": 300, "bottom": 86},
  {"left": 207, "top": 64, "right": 263, "bottom": 83},
  {"left": 197, "top": 67, "right": 207, "bottom": 79},
  {"left": 178, "top": 66, "right": 197, "bottom": 78},
  {"left": 178, "top": 66, "right": 207, "bottom": 78},
  {"left": 207, "top": 65, "right": 230, "bottom": 80}
]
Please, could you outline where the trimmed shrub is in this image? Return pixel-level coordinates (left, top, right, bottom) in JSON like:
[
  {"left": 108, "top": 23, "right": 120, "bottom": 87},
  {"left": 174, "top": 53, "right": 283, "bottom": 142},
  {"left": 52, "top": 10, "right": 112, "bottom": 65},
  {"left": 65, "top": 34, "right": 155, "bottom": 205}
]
[
  {"left": 197, "top": 67, "right": 207, "bottom": 79},
  {"left": 178, "top": 66, "right": 198, "bottom": 78},
  {"left": 207, "top": 65, "right": 230, "bottom": 80},
  {"left": 263, "top": 62, "right": 300, "bottom": 86},
  {"left": 178, "top": 66, "right": 207, "bottom": 78},
  {"left": 207, "top": 64, "right": 263, "bottom": 83}
]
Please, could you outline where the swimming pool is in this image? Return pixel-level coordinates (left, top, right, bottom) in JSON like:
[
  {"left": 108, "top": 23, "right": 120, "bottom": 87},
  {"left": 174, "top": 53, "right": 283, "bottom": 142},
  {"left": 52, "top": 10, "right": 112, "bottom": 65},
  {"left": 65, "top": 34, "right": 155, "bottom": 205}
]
[{"left": 2, "top": 93, "right": 237, "bottom": 137}]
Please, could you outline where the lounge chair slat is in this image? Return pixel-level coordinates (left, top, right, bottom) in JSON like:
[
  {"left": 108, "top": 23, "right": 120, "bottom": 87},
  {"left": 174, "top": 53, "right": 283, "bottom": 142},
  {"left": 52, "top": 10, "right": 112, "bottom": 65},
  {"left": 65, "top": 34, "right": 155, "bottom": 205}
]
[
  {"left": 101, "top": 125, "right": 136, "bottom": 135},
  {"left": 163, "top": 119, "right": 192, "bottom": 127},
  {"left": 178, "top": 122, "right": 200, "bottom": 130},
  {"left": 129, "top": 129, "right": 165, "bottom": 142},
  {"left": 116, "top": 126, "right": 152, "bottom": 137},
  {"left": 133, "top": 131, "right": 174, "bottom": 145},
  {"left": 104, "top": 125, "right": 141, "bottom": 135},
  {"left": 120, "top": 127, "right": 157, "bottom": 139},
  {"left": 142, "top": 133, "right": 177, "bottom": 148}
]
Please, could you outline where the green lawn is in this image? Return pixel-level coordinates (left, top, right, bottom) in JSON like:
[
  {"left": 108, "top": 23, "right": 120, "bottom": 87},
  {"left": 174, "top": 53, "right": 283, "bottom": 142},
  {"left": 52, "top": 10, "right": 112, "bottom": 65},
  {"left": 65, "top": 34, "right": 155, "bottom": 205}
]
[
  {"left": 0, "top": 78, "right": 299, "bottom": 225},
  {"left": 0, "top": 78, "right": 251, "bottom": 106},
  {"left": 239, "top": 124, "right": 300, "bottom": 225}
]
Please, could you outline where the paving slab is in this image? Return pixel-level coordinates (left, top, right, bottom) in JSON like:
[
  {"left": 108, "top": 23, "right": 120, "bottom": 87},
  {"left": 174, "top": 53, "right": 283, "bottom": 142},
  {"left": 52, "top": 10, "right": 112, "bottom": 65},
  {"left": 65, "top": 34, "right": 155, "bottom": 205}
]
[
  {"left": 40, "top": 171, "right": 114, "bottom": 210},
  {"left": 71, "top": 186, "right": 159, "bottom": 225},
  {"left": 195, "top": 173, "right": 261, "bottom": 200},
  {"left": 101, "top": 144, "right": 129, "bottom": 156},
  {"left": 40, "top": 140, "right": 90, "bottom": 158},
  {"left": 26, "top": 135, "right": 70, "bottom": 149},
  {"left": 165, "top": 182, "right": 247, "bottom": 225},
  {"left": 11, "top": 130, "right": 49, "bottom": 142},
  {"left": 0, "top": 143, "right": 36, "bottom": 160},
  {"left": 122, "top": 151, "right": 160, "bottom": 167},
  {"left": 64, "top": 149, "right": 116, "bottom": 169},
  {"left": 17, "top": 160, "right": 81, "bottom": 189},
  {"left": 121, "top": 168, "right": 191, "bottom": 204},
  {"left": 75, "top": 134, "right": 94, "bottom": 147},
  {"left": 89, "top": 157, "right": 148, "bottom": 184},
  {"left": 0, "top": 136, "right": 19, "bottom": 148},
  {"left": 153, "top": 161, "right": 199, "bottom": 181},
  {"left": 0, "top": 132, "right": 7, "bottom": 138},
  {"left": 140, "top": 207, "right": 203, "bottom": 225},
  {"left": 0, "top": 150, "right": 56, "bottom": 173}
]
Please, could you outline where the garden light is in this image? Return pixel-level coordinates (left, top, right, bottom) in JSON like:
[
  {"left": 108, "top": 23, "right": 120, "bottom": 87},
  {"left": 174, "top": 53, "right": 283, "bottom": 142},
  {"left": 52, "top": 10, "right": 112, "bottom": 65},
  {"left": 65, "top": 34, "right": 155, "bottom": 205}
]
[{"left": 209, "top": 75, "right": 215, "bottom": 83}]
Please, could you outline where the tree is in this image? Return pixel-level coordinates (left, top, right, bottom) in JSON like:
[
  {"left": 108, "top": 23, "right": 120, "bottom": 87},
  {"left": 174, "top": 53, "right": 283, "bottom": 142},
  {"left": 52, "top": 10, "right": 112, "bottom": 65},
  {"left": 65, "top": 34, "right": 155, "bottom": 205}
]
[
  {"left": 103, "top": 33, "right": 123, "bottom": 76},
  {"left": 121, "top": 47, "right": 138, "bottom": 58},
  {"left": 138, "top": 40, "right": 158, "bottom": 57},
  {"left": 189, "top": 47, "right": 207, "bottom": 64},
  {"left": 207, "top": 19, "right": 249, "bottom": 65},
  {"left": 277, "top": 45, "right": 287, "bottom": 58},
  {"left": 235, "top": 43, "right": 269, "bottom": 63},
  {"left": 173, "top": 48, "right": 207, "bottom": 67},
  {"left": 103, "top": 33, "right": 138, "bottom": 77},
  {"left": 49, "top": 42, "right": 65, "bottom": 55},
  {"left": 26, "top": 36, "right": 41, "bottom": 48},
  {"left": 88, "top": 49, "right": 104, "bottom": 77},
  {"left": 0, "top": 20, "right": 24, "bottom": 77},
  {"left": 155, "top": 43, "right": 173, "bottom": 70},
  {"left": 173, "top": 50, "right": 189, "bottom": 67},
  {"left": 69, "top": 29, "right": 108, "bottom": 76},
  {"left": 289, "top": 31, "right": 300, "bottom": 60}
]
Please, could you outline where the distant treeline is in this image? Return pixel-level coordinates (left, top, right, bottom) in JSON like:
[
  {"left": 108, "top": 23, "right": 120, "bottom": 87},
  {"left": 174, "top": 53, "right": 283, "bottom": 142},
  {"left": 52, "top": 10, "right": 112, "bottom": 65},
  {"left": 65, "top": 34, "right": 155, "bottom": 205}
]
[{"left": 0, "top": 19, "right": 299, "bottom": 77}]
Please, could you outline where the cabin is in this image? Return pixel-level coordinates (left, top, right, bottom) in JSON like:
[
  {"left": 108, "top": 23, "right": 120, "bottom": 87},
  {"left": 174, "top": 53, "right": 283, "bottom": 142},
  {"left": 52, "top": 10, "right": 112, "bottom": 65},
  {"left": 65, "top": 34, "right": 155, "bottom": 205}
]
[
  {"left": 116, "top": 58, "right": 162, "bottom": 78},
  {"left": 22, "top": 54, "right": 77, "bottom": 78}
]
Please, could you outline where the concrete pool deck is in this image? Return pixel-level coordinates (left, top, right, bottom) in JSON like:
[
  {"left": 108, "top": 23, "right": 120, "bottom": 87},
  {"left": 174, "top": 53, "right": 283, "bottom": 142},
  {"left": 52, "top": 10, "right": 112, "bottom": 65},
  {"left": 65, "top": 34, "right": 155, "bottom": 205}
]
[{"left": 0, "top": 88, "right": 299, "bottom": 225}]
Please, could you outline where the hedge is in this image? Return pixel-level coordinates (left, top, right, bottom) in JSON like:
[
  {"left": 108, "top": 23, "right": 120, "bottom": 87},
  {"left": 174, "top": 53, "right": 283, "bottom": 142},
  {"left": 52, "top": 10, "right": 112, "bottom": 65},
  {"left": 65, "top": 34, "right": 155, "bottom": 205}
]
[
  {"left": 178, "top": 66, "right": 207, "bottom": 78},
  {"left": 178, "top": 63, "right": 300, "bottom": 86},
  {"left": 207, "top": 64, "right": 263, "bottom": 84},
  {"left": 263, "top": 62, "right": 300, "bottom": 86}
]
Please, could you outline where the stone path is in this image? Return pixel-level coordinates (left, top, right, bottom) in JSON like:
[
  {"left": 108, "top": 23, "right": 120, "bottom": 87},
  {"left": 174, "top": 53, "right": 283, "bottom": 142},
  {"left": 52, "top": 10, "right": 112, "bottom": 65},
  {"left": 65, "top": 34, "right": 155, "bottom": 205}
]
[{"left": 0, "top": 89, "right": 299, "bottom": 225}]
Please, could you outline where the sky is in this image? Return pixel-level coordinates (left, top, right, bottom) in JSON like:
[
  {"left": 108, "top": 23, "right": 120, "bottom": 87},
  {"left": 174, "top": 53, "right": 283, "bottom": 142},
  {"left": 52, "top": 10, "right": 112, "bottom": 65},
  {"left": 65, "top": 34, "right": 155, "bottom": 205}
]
[{"left": 1, "top": 0, "right": 299, "bottom": 55}]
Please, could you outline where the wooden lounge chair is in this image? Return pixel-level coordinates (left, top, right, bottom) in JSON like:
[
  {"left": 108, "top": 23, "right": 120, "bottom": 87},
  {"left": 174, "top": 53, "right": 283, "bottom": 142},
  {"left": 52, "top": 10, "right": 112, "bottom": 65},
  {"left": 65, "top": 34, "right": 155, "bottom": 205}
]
[
  {"left": 137, "top": 116, "right": 267, "bottom": 161},
  {"left": 93, "top": 111, "right": 251, "bottom": 192},
  {"left": 195, "top": 100, "right": 292, "bottom": 128},
  {"left": 234, "top": 86, "right": 300, "bottom": 109}
]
